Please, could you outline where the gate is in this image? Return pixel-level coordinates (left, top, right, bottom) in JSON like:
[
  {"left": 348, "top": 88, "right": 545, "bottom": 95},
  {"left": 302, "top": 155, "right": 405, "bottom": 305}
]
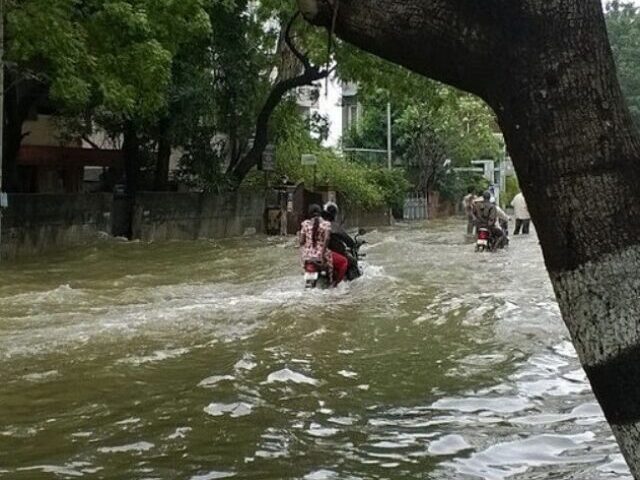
[{"left": 403, "top": 194, "right": 428, "bottom": 221}]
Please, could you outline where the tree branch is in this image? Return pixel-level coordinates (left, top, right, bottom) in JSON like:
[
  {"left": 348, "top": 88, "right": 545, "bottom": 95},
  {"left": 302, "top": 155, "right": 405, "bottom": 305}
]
[
  {"left": 285, "top": 11, "right": 312, "bottom": 72},
  {"left": 297, "top": 0, "right": 501, "bottom": 97},
  {"left": 82, "top": 135, "right": 101, "bottom": 150},
  {"left": 227, "top": 12, "right": 331, "bottom": 185},
  {"left": 228, "top": 67, "right": 330, "bottom": 184}
]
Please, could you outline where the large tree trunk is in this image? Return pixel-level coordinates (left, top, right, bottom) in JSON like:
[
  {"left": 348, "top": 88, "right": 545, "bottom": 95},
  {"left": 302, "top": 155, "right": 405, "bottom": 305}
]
[
  {"left": 2, "top": 78, "right": 47, "bottom": 192},
  {"left": 154, "top": 117, "right": 171, "bottom": 191},
  {"left": 122, "top": 121, "right": 140, "bottom": 240},
  {"left": 299, "top": 0, "right": 640, "bottom": 475}
]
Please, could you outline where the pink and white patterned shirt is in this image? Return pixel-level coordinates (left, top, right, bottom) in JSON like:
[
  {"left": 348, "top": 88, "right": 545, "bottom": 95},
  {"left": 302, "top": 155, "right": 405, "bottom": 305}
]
[{"left": 298, "top": 217, "right": 333, "bottom": 268}]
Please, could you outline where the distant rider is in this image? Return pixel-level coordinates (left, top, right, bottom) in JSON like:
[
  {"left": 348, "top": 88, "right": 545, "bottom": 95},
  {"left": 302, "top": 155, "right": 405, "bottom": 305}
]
[
  {"left": 298, "top": 204, "right": 333, "bottom": 275},
  {"left": 473, "top": 191, "right": 504, "bottom": 246},
  {"left": 321, "top": 202, "right": 353, "bottom": 285}
]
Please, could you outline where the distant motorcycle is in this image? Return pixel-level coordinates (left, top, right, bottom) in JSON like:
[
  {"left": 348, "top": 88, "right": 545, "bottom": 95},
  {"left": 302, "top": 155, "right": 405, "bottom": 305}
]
[
  {"left": 475, "top": 226, "right": 508, "bottom": 252},
  {"left": 304, "top": 229, "right": 367, "bottom": 288}
]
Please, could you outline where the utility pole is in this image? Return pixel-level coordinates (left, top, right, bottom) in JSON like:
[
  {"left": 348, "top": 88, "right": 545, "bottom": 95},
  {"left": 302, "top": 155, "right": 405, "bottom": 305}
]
[
  {"left": 386, "top": 102, "right": 393, "bottom": 224},
  {"left": 386, "top": 102, "right": 392, "bottom": 169}
]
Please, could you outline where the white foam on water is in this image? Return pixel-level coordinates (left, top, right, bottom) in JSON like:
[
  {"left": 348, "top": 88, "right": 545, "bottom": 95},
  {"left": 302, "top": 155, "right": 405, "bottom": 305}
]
[
  {"left": 303, "top": 470, "right": 340, "bottom": 480},
  {"left": 190, "top": 472, "right": 236, "bottom": 480},
  {"left": 306, "top": 423, "right": 339, "bottom": 438},
  {"left": 266, "top": 368, "right": 319, "bottom": 386},
  {"left": 444, "top": 432, "right": 601, "bottom": 480},
  {"left": 597, "top": 454, "right": 633, "bottom": 475},
  {"left": 2, "top": 284, "right": 87, "bottom": 308},
  {"left": 167, "top": 427, "right": 192, "bottom": 440},
  {"left": 428, "top": 435, "right": 472, "bottom": 456},
  {"left": 115, "top": 417, "right": 141, "bottom": 426},
  {"left": 234, "top": 355, "right": 257, "bottom": 372},
  {"left": 98, "top": 441, "right": 154, "bottom": 454},
  {"left": 118, "top": 348, "right": 190, "bottom": 366},
  {"left": 16, "top": 462, "right": 99, "bottom": 477},
  {"left": 198, "top": 375, "right": 235, "bottom": 388},
  {"left": 430, "top": 396, "right": 533, "bottom": 415},
  {"left": 203, "top": 402, "right": 253, "bottom": 418},
  {"left": 21, "top": 370, "right": 60, "bottom": 383}
]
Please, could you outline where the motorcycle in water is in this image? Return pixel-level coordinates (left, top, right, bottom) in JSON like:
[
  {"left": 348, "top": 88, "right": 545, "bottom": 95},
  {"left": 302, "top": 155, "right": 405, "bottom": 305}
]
[
  {"left": 475, "top": 225, "right": 508, "bottom": 252},
  {"left": 304, "top": 229, "right": 367, "bottom": 289}
]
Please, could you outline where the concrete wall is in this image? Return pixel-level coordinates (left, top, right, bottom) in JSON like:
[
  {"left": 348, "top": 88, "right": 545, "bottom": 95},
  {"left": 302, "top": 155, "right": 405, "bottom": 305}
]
[
  {"left": 0, "top": 191, "right": 390, "bottom": 259},
  {"left": 0, "top": 192, "right": 265, "bottom": 259},
  {"left": 1, "top": 193, "right": 113, "bottom": 259},
  {"left": 133, "top": 192, "right": 265, "bottom": 242},
  {"left": 342, "top": 206, "right": 392, "bottom": 229}
]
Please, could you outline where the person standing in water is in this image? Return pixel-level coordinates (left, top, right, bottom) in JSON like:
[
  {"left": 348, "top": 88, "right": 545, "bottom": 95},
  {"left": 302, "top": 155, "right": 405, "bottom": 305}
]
[{"left": 510, "top": 192, "right": 531, "bottom": 235}]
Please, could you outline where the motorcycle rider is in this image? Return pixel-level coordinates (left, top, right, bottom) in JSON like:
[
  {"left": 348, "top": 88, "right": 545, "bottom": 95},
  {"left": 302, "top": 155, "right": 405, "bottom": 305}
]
[
  {"left": 321, "top": 202, "right": 353, "bottom": 285},
  {"left": 473, "top": 191, "right": 504, "bottom": 248},
  {"left": 298, "top": 204, "right": 333, "bottom": 275}
]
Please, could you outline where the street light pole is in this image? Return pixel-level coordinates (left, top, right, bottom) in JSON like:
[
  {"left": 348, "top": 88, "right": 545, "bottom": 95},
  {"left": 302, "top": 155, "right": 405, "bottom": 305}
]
[
  {"left": 386, "top": 102, "right": 392, "bottom": 170},
  {"left": 386, "top": 102, "right": 394, "bottom": 224}
]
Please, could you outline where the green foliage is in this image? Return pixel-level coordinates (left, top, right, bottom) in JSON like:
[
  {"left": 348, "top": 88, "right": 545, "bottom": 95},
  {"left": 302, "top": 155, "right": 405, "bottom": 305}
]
[
  {"left": 247, "top": 106, "right": 409, "bottom": 209},
  {"left": 335, "top": 45, "right": 440, "bottom": 105},
  {"left": 606, "top": 1, "right": 640, "bottom": 127},
  {"left": 437, "top": 171, "right": 486, "bottom": 205},
  {"left": 342, "top": 82, "right": 499, "bottom": 202},
  {"left": 5, "top": 0, "right": 498, "bottom": 209},
  {"left": 7, "top": 0, "right": 92, "bottom": 108},
  {"left": 8, "top": 0, "right": 211, "bottom": 120},
  {"left": 504, "top": 176, "right": 520, "bottom": 208},
  {"left": 174, "top": 136, "right": 228, "bottom": 192}
]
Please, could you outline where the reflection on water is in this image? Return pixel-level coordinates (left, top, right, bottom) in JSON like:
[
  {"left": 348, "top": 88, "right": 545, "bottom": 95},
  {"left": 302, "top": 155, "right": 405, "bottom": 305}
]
[{"left": 0, "top": 221, "right": 631, "bottom": 479}]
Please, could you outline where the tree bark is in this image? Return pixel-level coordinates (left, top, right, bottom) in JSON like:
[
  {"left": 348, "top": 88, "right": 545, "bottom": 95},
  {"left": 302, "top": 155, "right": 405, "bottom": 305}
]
[
  {"left": 299, "top": 0, "right": 640, "bottom": 475},
  {"left": 2, "top": 78, "right": 47, "bottom": 192}
]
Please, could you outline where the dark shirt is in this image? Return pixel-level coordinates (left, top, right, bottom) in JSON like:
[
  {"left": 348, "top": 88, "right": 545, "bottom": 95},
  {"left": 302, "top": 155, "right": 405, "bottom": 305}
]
[
  {"left": 473, "top": 201, "right": 497, "bottom": 228},
  {"left": 322, "top": 213, "right": 355, "bottom": 255}
]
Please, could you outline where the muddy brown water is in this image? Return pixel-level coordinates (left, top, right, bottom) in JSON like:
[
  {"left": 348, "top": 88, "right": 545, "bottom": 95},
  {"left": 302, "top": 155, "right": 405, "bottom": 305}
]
[{"left": 0, "top": 221, "right": 631, "bottom": 479}]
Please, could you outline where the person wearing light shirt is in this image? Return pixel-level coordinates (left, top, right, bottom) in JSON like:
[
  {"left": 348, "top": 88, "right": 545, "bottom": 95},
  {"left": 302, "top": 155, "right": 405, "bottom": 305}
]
[{"left": 510, "top": 192, "right": 531, "bottom": 235}]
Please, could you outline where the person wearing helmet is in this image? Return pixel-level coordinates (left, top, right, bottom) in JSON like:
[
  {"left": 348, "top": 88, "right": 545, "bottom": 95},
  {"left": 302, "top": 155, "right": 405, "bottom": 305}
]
[
  {"left": 321, "top": 202, "right": 355, "bottom": 285},
  {"left": 473, "top": 191, "right": 504, "bottom": 248},
  {"left": 473, "top": 191, "right": 496, "bottom": 227}
]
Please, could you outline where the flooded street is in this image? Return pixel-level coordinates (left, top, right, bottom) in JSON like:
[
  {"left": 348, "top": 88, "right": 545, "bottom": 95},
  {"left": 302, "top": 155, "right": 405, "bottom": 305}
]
[{"left": 0, "top": 221, "right": 631, "bottom": 479}]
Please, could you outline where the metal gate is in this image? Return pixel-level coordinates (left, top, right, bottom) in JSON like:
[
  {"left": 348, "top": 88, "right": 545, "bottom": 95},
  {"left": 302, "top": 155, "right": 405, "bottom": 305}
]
[{"left": 403, "top": 194, "right": 428, "bottom": 221}]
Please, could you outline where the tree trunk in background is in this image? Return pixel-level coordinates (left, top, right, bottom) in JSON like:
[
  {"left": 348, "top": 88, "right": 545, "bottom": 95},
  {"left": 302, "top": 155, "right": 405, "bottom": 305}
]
[
  {"left": 3, "top": 88, "right": 24, "bottom": 192},
  {"left": 299, "top": 0, "right": 640, "bottom": 475},
  {"left": 122, "top": 121, "right": 140, "bottom": 239},
  {"left": 154, "top": 117, "right": 171, "bottom": 191},
  {"left": 2, "top": 78, "right": 46, "bottom": 192}
]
